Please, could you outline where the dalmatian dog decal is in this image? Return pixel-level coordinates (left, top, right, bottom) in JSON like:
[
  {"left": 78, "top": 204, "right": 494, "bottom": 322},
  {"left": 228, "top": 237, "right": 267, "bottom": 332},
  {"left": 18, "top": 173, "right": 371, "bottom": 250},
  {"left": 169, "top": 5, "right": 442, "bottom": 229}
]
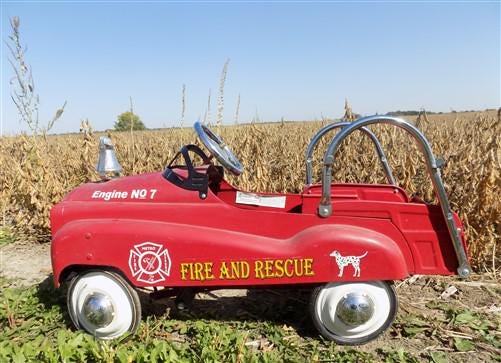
[{"left": 330, "top": 250, "right": 368, "bottom": 277}]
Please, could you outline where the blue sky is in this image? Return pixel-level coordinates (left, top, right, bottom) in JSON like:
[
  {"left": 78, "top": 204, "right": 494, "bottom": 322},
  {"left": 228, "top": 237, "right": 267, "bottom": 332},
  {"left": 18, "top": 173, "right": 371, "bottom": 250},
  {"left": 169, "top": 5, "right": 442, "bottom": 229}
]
[{"left": 1, "top": 1, "right": 499, "bottom": 134}]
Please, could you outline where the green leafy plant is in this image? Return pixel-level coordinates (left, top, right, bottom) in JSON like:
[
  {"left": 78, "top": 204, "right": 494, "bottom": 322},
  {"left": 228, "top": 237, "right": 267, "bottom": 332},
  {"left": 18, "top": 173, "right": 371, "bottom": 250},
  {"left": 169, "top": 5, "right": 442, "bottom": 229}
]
[
  {"left": 0, "top": 227, "right": 14, "bottom": 246},
  {"left": 454, "top": 337, "right": 475, "bottom": 352},
  {"left": 1, "top": 277, "right": 445, "bottom": 363}
]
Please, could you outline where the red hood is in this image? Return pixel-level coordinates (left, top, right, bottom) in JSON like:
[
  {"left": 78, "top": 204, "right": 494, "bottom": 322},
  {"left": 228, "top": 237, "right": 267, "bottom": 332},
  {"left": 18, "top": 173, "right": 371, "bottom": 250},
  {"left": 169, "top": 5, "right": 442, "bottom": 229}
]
[
  {"left": 51, "top": 170, "right": 211, "bottom": 235},
  {"left": 64, "top": 172, "right": 164, "bottom": 202}
]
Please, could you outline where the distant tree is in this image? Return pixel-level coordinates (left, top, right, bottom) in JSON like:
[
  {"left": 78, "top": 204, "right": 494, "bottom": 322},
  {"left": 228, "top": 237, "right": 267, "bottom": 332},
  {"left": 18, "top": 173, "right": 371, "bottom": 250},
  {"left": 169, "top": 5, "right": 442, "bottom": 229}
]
[{"left": 114, "top": 111, "right": 146, "bottom": 131}]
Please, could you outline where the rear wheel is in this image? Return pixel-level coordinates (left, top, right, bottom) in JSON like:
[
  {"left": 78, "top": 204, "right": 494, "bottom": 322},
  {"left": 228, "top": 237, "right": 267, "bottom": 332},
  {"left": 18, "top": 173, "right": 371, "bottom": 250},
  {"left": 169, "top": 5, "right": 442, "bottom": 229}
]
[
  {"left": 67, "top": 270, "right": 141, "bottom": 339},
  {"left": 310, "top": 281, "right": 397, "bottom": 345}
]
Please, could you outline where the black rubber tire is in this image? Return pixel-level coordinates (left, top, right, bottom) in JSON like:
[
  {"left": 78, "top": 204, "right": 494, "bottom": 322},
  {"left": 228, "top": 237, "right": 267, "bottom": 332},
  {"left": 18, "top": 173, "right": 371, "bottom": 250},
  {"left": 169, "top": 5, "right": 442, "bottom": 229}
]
[{"left": 309, "top": 281, "right": 398, "bottom": 345}]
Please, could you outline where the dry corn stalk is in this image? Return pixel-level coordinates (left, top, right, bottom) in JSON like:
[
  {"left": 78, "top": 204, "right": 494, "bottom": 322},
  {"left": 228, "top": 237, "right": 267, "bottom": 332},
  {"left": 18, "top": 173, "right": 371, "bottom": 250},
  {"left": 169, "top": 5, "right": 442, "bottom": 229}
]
[{"left": 0, "top": 110, "right": 498, "bottom": 271}]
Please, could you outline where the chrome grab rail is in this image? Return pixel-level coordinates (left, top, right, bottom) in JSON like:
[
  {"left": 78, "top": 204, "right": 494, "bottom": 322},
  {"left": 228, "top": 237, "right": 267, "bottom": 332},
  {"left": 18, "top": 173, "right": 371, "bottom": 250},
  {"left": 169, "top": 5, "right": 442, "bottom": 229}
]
[
  {"left": 305, "top": 122, "right": 396, "bottom": 186},
  {"left": 317, "top": 115, "right": 471, "bottom": 278}
]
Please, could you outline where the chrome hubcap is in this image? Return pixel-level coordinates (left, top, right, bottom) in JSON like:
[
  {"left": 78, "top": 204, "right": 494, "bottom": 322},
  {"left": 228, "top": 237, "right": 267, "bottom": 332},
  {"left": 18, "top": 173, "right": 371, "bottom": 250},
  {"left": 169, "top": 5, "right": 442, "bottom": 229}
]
[
  {"left": 336, "top": 292, "right": 374, "bottom": 326},
  {"left": 82, "top": 292, "right": 115, "bottom": 328}
]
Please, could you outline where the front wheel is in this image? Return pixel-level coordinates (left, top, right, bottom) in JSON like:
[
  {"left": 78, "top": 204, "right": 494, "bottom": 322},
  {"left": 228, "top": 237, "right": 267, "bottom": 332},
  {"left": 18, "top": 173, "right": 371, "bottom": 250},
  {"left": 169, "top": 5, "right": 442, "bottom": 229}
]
[
  {"left": 310, "top": 281, "right": 397, "bottom": 345},
  {"left": 67, "top": 270, "right": 141, "bottom": 340}
]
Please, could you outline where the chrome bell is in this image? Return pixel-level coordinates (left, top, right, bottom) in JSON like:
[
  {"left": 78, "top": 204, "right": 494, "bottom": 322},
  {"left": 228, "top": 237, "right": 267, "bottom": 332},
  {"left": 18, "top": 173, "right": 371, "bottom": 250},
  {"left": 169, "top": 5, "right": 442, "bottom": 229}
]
[{"left": 96, "top": 136, "right": 122, "bottom": 179}]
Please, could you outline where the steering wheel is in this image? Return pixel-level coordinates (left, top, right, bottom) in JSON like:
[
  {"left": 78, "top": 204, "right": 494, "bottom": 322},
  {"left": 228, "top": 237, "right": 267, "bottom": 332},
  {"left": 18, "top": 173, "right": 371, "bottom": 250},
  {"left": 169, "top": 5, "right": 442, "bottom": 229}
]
[{"left": 194, "top": 121, "right": 244, "bottom": 176}]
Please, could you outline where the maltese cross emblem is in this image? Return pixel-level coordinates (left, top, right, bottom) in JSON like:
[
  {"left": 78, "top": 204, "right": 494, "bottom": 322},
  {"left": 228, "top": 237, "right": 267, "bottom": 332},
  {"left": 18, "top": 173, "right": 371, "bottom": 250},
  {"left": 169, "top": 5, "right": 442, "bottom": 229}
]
[{"left": 128, "top": 242, "right": 172, "bottom": 284}]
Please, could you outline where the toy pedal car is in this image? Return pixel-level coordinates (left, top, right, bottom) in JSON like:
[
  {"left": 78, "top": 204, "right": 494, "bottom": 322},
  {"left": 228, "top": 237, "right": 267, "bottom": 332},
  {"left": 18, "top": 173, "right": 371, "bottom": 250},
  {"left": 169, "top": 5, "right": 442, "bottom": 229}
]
[{"left": 50, "top": 115, "right": 471, "bottom": 345}]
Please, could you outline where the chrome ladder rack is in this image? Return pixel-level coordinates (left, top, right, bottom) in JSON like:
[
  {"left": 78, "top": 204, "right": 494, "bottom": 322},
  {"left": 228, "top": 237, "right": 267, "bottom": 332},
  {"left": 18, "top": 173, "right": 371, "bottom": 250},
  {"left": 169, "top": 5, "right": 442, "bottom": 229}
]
[{"left": 305, "top": 115, "right": 471, "bottom": 278}]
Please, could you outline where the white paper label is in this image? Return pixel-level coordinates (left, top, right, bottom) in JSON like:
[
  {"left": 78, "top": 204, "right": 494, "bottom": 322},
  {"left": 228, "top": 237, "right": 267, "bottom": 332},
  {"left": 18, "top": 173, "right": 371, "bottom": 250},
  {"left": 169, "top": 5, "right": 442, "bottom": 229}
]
[{"left": 235, "top": 191, "right": 286, "bottom": 209}]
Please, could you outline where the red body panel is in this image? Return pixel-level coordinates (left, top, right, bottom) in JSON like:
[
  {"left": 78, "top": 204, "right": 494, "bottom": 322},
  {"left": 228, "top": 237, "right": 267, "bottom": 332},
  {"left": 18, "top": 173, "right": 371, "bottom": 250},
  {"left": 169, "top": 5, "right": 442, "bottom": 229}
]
[{"left": 51, "top": 171, "right": 463, "bottom": 288}]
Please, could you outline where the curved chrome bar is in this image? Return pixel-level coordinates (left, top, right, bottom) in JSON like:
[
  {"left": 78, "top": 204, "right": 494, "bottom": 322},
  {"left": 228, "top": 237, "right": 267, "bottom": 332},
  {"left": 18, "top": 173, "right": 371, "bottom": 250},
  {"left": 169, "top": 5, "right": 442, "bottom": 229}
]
[
  {"left": 305, "top": 122, "right": 396, "bottom": 186},
  {"left": 318, "top": 115, "right": 471, "bottom": 278}
]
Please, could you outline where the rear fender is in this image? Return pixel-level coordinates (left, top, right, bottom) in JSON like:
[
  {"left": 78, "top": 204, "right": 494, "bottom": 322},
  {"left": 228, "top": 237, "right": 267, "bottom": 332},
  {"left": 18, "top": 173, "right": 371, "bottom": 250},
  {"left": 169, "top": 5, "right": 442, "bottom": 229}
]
[{"left": 290, "top": 224, "right": 412, "bottom": 280}]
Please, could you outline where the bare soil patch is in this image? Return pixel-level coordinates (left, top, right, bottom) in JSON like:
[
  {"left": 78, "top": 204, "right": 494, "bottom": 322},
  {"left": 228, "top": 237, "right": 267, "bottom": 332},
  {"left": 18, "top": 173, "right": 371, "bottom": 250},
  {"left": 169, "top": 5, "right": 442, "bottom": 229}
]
[{"left": 0, "top": 241, "right": 51, "bottom": 286}]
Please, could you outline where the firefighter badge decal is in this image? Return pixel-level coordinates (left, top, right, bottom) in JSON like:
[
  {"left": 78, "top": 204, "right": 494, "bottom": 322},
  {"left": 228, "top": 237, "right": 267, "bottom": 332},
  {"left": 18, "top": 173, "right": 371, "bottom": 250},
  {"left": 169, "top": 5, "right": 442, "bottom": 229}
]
[{"left": 129, "top": 242, "right": 172, "bottom": 284}]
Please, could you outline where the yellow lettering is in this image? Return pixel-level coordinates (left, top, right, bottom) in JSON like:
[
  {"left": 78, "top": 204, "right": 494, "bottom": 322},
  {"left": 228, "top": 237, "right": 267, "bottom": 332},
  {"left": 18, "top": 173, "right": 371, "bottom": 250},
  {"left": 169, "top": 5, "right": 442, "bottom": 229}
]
[
  {"left": 255, "top": 260, "right": 264, "bottom": 279},
  {"left": 204, "top": 262, "right": 215, "bottom": 280},
  {"left": 304, "top": 258, "right": 314, "bottom": 276},
  {"left": 194, "top": 262, "right": 204, "bottom": 281},
  {"left": 230, "top": 261, "right": 240, "bottom": 279},
  {"left": 241, "top": 261, "right": 250, "bottom": 278},
  {"left": 264, "top": 260, "right": 274, "bottom": 278},
  {"left": 274, "top": 259, "right": 284, "bottom": 278},
  {"left": 219, "top": 262, "right": 230, "bottom": 279},
  {"left": 294, "top": 259, "right": 304, "bottom": 277},
  {"left": 182, "top": 258, "right": 314, "bottom": 281},
  {"left": 284, "top": 259, "right": 294, "bottom": 277},
  {"left": 180, "top": 263, "right": 189, "bottom": 280}
]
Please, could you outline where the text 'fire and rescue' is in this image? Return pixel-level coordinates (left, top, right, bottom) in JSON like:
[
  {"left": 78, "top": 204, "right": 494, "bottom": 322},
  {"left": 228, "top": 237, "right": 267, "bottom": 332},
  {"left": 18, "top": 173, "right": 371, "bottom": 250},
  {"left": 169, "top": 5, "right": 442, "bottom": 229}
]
[{"left": 180, "top": 258, "right": 314, "bottom": 281}]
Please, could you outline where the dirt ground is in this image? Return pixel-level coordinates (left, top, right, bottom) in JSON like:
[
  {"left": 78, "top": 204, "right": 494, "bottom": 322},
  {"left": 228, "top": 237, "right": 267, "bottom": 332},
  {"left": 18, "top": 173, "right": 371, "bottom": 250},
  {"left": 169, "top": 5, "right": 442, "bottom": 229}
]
[
  {"left": 1, "top": 241, "right": 500, "bottom": 362},
  {"left": 0, "top": 240, "right": 52, "bottom": 286}
]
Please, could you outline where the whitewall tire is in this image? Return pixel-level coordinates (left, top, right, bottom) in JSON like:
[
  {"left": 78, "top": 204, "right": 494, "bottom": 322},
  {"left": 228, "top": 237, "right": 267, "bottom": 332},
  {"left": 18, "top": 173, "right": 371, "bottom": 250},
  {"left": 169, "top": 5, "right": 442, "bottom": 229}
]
[
  {"left": 67, "top": 270, "right": 141, "bottom": 340},
  {"left": 310, "top": 281, "right": 397, "bottom": 345}
]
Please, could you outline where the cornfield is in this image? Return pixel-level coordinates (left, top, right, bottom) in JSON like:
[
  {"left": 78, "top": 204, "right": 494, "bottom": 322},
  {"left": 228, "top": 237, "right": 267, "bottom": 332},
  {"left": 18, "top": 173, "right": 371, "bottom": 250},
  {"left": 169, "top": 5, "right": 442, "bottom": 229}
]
[{"left": 1, "top": 111, "right": 499, "bottom": 271}]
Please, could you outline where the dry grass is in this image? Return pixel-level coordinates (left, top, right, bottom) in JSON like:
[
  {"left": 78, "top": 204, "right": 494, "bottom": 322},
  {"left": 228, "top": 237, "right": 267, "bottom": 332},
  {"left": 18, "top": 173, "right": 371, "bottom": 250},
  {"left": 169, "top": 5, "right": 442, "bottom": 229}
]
[{"left": 0, "top": 111, "right": 499, "bottom": 271}]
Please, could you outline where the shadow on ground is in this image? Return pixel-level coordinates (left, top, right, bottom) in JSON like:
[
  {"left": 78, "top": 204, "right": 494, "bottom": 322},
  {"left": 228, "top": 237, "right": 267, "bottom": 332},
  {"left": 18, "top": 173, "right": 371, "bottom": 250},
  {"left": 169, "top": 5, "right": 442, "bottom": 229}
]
[
  {"left": 35, "top": 274, "right": 73, "bottom": 326},
  {"left": 33, "top": 275, "right": 318, "bottom": 338},
  {"left": 142, "top": 287, "right": 317, "bottom": 338}
]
